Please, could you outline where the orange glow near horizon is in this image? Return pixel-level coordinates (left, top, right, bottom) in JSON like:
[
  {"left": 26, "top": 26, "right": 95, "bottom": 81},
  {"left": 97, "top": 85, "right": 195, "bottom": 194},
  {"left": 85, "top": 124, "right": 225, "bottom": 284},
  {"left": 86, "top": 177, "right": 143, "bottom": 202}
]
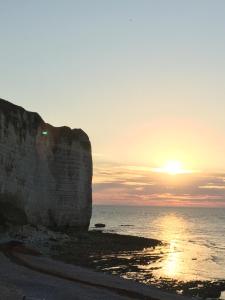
[
  {"left": 93, "top": 161, "right": 225, "bottom": 207},
  {"left": 152, "top": 160, "right": 193, "bottom": 175}
]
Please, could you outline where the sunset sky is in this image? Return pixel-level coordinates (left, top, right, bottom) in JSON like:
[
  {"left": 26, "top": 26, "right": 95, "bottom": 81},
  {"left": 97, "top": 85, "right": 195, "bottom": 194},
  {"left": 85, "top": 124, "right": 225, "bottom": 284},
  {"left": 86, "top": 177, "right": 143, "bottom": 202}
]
[{"left": 1, "top": 1, "right": 225, "bottom": 206}]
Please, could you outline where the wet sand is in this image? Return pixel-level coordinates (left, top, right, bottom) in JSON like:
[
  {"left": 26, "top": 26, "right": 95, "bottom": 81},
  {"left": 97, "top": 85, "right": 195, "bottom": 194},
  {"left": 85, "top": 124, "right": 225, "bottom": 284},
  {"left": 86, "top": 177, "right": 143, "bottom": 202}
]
[
  {"left": 53, "top": 231, "right": 225, "bottom": 299},
  {"left": 0, "top": 239, "right": 192, "bottom": 300},
  {"left": 1, "top": 228, "right": 224, "bottom": 299}
]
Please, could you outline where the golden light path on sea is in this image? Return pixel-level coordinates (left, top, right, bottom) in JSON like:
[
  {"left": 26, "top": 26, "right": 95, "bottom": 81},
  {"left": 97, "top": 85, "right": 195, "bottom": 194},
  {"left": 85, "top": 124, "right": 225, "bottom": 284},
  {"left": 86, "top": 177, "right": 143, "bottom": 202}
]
[
  {"left": 158, "top": 215, "right": 185, "bottom": 278},
  {"left": 146, "top": 213, "right": 217, "bottom": 281}
]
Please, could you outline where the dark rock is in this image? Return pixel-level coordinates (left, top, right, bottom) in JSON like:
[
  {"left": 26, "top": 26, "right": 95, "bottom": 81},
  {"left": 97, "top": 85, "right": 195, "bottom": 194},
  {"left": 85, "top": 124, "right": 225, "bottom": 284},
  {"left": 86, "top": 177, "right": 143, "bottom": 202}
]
[
  {"left": 94, "top": 223, "right": 106, "bottom": 228},
  {"left": 197, "top": 286, "right": 221, "bottom": 298},
  {"left": 0, "top": 194, "right": 28, "bottom": 226}
]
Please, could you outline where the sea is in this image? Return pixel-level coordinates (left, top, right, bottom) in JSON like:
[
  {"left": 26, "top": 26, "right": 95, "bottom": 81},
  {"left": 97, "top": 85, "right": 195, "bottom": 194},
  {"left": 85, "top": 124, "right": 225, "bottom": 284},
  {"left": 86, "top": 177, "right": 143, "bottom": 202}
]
[{"left": 90, "top": 205, "right": 225, "bottom": 283}]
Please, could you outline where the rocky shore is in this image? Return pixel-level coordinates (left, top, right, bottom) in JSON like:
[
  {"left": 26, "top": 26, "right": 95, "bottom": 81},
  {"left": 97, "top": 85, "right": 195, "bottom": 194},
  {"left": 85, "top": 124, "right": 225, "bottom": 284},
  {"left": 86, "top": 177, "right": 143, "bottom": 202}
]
[
  {"left": 52, "top": 230, "right": 225, "bottom": 299},
  {"left": 0, "top": 224, "right": 193, "bottom": 300},
  {"left": 1, "top": 225, "right": 225, "bottom": 299}
]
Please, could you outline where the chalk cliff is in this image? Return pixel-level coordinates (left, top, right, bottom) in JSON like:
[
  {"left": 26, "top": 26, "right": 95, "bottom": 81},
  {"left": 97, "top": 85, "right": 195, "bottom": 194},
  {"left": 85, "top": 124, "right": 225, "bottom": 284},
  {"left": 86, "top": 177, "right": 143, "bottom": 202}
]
[{"left": 0, "top": 98, "right": 92, "bottom": 230}]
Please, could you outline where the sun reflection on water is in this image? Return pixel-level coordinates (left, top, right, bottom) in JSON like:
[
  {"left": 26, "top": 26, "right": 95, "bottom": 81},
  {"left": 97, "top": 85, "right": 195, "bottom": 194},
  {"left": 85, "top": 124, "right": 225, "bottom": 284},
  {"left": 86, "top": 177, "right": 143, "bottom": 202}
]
[
  {"left": 152, "top": 213, "right": 191, "bottom": 280},
  {"left": 164, "top": 239, "right": 180, "bottom": 277},
  {"left": 142, "top": 211, "right": 223, "bottom": 282}
]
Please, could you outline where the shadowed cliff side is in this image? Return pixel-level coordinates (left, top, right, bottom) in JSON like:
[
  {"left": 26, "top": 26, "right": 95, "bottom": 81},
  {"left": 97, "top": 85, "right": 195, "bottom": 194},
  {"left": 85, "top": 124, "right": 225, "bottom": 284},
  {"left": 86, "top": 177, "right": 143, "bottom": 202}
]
[{"left": 0, "top": 98, "right": 92, "bottom": 230}]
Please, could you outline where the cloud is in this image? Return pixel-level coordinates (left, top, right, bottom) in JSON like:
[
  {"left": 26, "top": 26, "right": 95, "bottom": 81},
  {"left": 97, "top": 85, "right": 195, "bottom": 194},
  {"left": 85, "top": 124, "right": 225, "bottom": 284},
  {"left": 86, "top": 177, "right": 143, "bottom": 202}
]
[{"left": 93, "top": 162, "right": 225, "bottom": 207}]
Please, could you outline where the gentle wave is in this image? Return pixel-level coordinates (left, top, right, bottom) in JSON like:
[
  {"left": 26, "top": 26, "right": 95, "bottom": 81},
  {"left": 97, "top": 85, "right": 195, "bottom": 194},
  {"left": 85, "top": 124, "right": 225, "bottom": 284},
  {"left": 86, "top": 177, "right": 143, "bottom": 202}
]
[{"left": 91, "top": 205, "right": 225, "bottom": 281}]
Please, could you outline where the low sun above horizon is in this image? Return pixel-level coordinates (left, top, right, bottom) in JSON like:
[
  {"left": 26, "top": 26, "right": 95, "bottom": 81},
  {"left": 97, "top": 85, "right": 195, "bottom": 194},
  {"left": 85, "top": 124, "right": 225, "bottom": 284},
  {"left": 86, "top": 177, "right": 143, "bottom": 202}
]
[{"left": 152, "top": 160, "right": 192, "bottom": 175}]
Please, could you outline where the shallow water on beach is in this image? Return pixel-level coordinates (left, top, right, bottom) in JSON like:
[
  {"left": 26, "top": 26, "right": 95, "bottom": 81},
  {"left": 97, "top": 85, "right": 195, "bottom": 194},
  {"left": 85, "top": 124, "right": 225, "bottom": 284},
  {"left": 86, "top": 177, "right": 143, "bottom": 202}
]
[{"left": 90, "top": 206, "right": 225, "bottom": 282}]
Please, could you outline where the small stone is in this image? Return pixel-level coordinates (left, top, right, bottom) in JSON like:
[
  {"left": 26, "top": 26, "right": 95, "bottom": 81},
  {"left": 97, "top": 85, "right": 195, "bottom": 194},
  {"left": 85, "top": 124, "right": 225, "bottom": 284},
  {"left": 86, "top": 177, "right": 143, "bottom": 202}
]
[{"left": 94, "top": 223, "right": 106, "bottom": 228}]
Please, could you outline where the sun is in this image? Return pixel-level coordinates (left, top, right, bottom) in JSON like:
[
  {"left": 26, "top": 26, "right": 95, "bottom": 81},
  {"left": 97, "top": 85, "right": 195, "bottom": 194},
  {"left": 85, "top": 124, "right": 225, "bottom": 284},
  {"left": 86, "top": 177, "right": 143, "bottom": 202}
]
[
  {"left": 163, "top": 160, "right": 183, "bottom": 175},
  {"left": 152, "top": 160, "right": 191, "bottom": 175}
]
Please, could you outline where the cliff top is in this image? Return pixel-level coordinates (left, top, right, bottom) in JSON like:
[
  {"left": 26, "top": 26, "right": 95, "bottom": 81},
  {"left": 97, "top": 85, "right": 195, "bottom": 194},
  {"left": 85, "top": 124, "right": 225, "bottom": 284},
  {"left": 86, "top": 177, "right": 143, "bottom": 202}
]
[{"left": 0, "top": 98, "right": 91, "bottom": 148}]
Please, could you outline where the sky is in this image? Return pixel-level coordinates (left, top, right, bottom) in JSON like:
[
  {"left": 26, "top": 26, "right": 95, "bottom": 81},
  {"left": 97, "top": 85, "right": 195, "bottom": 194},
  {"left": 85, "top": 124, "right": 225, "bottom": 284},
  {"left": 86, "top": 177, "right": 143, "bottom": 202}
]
[{"left": 1, "top": 0, "right": 225, "bottom": 206}]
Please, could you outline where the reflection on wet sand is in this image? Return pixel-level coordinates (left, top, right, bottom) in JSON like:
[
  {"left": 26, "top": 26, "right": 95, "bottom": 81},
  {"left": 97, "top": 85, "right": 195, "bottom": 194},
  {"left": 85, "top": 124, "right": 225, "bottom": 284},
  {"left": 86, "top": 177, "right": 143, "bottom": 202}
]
[
  {"left": 148, "top": 213, "right": 225, "bottom": 284},
  {"left": 53, "top": 228, "right": 225, "bottom": 299},
  {"left": 94, "top": 214, "right": 225, "bottom": 298},
  {"left": 88, "top": 206, "right": 225, "bottom": 299},
  {"left": 152, "top": 214, "right": 188, "bottom": 280},
  {"left": 164, "top": 240, "right": 179, "bottom": 277}
]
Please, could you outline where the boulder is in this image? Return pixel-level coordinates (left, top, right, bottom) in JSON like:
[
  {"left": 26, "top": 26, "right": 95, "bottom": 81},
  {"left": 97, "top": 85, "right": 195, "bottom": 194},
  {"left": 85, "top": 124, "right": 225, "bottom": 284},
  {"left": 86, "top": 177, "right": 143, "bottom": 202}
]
[{"left": 94, "top": 223, "right": 106, "bottom": 228}]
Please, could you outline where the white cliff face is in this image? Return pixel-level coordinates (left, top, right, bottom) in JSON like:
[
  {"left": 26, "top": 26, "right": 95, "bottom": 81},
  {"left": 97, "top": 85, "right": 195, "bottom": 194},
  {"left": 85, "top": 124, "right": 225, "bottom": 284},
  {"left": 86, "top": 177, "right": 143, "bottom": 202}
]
[{"left": 0, "top": 99, "right": 92, "bottom": 230}]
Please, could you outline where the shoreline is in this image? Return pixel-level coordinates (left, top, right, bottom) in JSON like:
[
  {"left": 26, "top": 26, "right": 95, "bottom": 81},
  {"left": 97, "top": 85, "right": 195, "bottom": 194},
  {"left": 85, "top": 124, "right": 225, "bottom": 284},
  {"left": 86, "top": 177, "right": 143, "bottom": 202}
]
[
  {"left": 53, "top": 230, "right": 225, "bottom": 299},
  {"left": 0, "top": 238, "right": 194, "bottom": 300},
  {"left": 1, "top": 225, "right": 225, "bottom": 299},
  {"left": 0, "top": 240, "right": 194, "bottom": 300}
]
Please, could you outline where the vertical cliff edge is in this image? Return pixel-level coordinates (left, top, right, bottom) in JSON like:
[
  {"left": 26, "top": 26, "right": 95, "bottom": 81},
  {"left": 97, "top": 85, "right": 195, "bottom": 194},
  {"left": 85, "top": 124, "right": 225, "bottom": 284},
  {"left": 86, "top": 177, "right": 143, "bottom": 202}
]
[{"left": 0, "top": 98, "right": 92, "bottom": 230}]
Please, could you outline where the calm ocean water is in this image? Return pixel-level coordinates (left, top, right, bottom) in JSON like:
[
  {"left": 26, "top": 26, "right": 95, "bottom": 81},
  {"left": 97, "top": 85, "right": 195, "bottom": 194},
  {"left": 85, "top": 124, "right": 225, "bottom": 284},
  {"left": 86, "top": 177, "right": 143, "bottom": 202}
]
[{"left": 90, "top": 205, "right": 225, "bottom": 282}]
